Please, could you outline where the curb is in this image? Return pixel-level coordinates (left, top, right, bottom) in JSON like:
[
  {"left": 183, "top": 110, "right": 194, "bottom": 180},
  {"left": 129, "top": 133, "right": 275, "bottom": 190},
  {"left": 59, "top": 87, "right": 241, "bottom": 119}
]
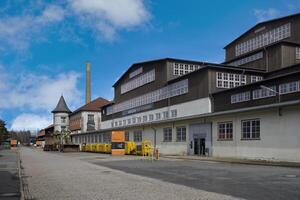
[
  {"left": 17, "top": 147, "right": 24, "bottom": 200},
  {"left": 162, "top": 156, "right": 300, "bottom": 168}
]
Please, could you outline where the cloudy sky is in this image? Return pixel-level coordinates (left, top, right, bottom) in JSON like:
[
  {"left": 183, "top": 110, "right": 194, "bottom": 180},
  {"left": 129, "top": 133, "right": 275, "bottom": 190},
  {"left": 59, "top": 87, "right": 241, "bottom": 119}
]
[{"left": 0, "top": 0, "right": 299, "bottom": 131}]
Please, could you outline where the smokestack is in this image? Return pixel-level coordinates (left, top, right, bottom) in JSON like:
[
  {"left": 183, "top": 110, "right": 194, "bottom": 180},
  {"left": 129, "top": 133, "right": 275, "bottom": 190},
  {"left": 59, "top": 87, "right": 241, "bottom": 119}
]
[{"left": 86, "top": 62, "right": 91, "bottom": 104}]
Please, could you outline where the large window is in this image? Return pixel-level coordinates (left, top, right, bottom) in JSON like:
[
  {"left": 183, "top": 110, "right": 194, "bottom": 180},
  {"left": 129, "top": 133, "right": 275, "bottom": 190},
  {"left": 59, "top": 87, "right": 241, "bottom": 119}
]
[
  {"left": 173, "top": 62, "right": 202, "bottom": 76},
  {"left": 235, "top": 23, "right": 291, "bottom": 56},
  {"left": 61, "top": 116, "right": 66, "bottom": 123},
  {"left": 88, "top": 114, "right": 94, "bottom": 122},
  {"left": 125, "top": 131, "right": 130, "bottom": 141},
  {"left": 242, "top": 119, "right": 260, "bottom": 140},
  {"left": 103, "top": 133, "right": 111, "bottom": 143},
  {"left": 218, "top": 122, "right": 233, "bottom": 140},
  {"left": 279, "top": 81, "right": 299, "bottom": 94},
  {"left": 296, "top": 47, "right": 300, "bottom": 60},
  {"left": 121, "top": 69, "right": 155, "bottom": 94},
  {"left": 176, "top": 126, "right": 186, "bottom": 142},
  {"left": 133, "top": 130, "right": 142, "bottom": 142},
  {"left": 216, "top": 72, "right": 246, "bottom": 88},
  {"left": 253, "top": 86, "right": 276, "bottom": 99},
  {"left": 163, "top": 127, "right": 172, "bottom": 142},
  {"left": 61, "top": 126, "right": 66, "bottom": 132},
  {"left": 231, "top": 91, "right": 251, "bottom": 104},
  {"left": 107, "top": 79, "right": 188, "bottom": 115},
  {"left": 129, "top": 67, "right": 143, "bottom": 78},
  {"left": 250, "top": 75, "right": 263, "bottom": 83},
  {"left": 229, "top": 52, "right": 263, "bottom": 66}
]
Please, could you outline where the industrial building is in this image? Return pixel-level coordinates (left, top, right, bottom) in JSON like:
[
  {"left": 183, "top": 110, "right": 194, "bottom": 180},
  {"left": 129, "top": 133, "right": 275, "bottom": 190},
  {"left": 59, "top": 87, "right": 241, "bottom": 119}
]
[{"left": 67, "top": 13, "right": 300, "bottom": 161}]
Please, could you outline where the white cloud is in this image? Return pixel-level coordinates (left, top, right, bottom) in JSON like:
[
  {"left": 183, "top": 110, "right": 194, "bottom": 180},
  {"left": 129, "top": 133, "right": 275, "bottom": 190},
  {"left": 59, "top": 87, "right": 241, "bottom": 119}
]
[
  {"left": 10, "top": 113, "right": 52, "bottom": 131},
  {"left": 0, "top": 4, "right": 66, "bottom": 51},
  {"left": 37, "top": 5, "right": 65, "bottom": 24},
  {"left": 0, "top": 69, "right": 82, "bottom": 112},
  {"left": 69, "top": 0, "right": 150, "bottom": 40},
  {"left": 253, "top": 8, "right": 280, "bottom": 22},
  {"left": 0, "top": 1, "right": 150, "bottom": 50}
]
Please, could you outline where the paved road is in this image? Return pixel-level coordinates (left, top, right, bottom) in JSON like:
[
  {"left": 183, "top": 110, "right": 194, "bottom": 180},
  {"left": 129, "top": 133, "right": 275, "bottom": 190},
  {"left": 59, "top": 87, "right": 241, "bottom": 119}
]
[
  {"left": 90, "top": 157, "right": 300, "bottom": 200},
  {"left": 20, "top": 147, "right": 240, "bottom": 200},
  {"left": 0, "top": 149, "right": 21, "bottom": 200}
]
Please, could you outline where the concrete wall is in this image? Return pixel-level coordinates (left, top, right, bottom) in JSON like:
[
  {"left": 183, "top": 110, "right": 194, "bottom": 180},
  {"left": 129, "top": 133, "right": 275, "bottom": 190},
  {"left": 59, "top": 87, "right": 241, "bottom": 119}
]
[
  {"left": 81, "top": 111, "right": 102, "bottom": 132},
  {"left": 53, "top": 112, "right": 69, "bottom": 132},
  {"left": 210, "top": 105, "right": 300, "bottom": 162},
  {"left": 101, "top": 98, "right": 211, "bottom": 130}
]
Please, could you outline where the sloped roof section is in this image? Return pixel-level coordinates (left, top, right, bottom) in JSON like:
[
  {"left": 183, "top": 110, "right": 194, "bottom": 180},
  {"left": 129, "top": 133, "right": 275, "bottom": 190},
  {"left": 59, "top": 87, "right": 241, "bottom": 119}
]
[
  {"left": 70, "top": 97, "right": 110, "bottom": 116},
  {"left": 52, "top": 96, "right": 72, "bottom": 113},
  {"left": 224, "top": 12, "right": 300, "bottom": 48}
]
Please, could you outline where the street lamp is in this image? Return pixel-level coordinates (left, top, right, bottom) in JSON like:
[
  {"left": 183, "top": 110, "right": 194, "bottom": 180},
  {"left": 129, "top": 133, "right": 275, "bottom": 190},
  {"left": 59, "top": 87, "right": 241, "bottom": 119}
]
[{"left": 260, "top": 85, "right": 280, "bottom": 103}]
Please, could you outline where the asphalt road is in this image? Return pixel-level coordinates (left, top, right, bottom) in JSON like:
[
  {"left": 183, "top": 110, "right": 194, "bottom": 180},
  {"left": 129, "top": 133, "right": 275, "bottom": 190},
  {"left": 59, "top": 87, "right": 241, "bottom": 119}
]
[{"left": 91, "top": 157, "right": 300, "bottom": 200}]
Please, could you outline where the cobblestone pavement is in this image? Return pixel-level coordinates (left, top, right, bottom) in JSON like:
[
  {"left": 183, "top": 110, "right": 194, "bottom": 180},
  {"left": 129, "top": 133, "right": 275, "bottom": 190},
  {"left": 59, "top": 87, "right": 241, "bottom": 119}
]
[
  {"left": 0, "top": 148, "right": 21, "bottom": 200},
  {"left": 20, "top": 147, "right": 242, "bottom": 200}
]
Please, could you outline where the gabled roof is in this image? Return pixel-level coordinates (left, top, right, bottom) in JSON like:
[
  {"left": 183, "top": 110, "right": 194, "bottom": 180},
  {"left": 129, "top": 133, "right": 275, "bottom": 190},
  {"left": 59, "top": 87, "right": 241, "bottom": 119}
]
[
  {"left": 224, "top": 12, "right": 300, "bottom": 49},
  {"left": 112, "top": 57, "right": 265, "bottom": 87},
  {"left": 70, "top": 97, "right": 110, "bottom": 116},
  {"left": 52, "top": 96, "right": 72, "bottom": 113}
]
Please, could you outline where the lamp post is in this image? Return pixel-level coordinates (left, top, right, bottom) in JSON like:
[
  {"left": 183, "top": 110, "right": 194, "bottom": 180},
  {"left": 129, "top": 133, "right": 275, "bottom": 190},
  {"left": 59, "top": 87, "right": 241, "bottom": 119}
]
[{"left": 260, "top": 85, "right": 280, "bottom": 103}]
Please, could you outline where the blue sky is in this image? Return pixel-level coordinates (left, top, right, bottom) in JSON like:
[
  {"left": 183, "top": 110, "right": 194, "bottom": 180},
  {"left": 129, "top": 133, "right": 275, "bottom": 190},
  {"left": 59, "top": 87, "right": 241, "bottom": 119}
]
[{"left": 0, "top": 0, "right": 299, "bottom": 131}]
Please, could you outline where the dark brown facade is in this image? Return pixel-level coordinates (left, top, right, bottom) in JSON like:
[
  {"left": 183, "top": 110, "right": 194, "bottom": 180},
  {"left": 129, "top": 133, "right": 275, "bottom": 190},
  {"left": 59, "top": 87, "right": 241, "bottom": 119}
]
[
  {"left": 212, "top": 66, "right": 300, "bottom": 112},
  {"left": 102, "top": 58, "right": 264, "bottom": 121},
  {"left": 224, "top": 13, "right": 300, "bottom": 72}
]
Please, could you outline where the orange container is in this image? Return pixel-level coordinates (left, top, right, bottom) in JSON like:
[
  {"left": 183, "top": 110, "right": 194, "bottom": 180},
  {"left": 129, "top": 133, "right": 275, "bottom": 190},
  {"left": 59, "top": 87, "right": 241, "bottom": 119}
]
[
  {"left": 10, "top": 140, "right": 17, "bottom": 147},
  {"left": 111, "top": 131, "right": 125, "bottom": 156}
]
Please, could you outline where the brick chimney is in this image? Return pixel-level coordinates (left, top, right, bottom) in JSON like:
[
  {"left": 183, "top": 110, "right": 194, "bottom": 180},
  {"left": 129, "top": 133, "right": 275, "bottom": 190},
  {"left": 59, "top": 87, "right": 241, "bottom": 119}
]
[{"left": 86, "top": 62, "right": 91, "bottom": 104}]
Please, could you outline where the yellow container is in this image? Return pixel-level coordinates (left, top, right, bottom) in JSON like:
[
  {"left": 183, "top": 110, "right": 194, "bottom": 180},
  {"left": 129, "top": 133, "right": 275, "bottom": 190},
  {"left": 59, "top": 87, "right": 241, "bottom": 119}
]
[
  {"left": 99, "top": 144, "right": 104, "bottom": 153},
  {"left": 92, "top": 144, "right": 97, "bottom": 152},
  {"left": 103, "top": 143, "right": 111, "bottom": 154},
  {"left": 142, "top": 140, "right": 153, "bottom": 156},
  {"left": 125, "top": 141, "right": 136, "bottom": 155},
  {"left": 95, "top": 144, "right": 101, "bottom": 152},
  {"left": 85, "top": 144, "right": 92, "bottom": 152},
  {"left": 81, "top": 144, "right": 86, "bottom": 152}
]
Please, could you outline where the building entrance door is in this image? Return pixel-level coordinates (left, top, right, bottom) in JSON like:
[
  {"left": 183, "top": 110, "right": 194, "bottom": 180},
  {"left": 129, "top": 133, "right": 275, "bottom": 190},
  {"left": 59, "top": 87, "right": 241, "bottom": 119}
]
[
  {"left": 194, "top": 138, "right": 206, "bottom": 155},
  {"left": 189, "top": 123, "right": 211, "bottom": 156}
]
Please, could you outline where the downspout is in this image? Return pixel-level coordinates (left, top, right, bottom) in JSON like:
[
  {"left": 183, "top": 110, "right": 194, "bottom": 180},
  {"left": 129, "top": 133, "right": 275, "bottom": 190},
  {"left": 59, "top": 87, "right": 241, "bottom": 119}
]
[
  {"left": 151, "top": 126, "right": 157, "bottom": 148},
  {"left": 264, "top": 47, "right": 269, "bottom": 71}
]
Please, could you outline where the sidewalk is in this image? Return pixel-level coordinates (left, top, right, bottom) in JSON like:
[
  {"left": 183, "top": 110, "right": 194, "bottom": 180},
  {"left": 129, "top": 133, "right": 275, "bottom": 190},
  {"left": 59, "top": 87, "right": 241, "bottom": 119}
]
[
  {"left": 0, "top": 148, "right": 21, "bottom": 200},
  {"left": 162, "top": 155, "right": 300, "bottom": 168}
]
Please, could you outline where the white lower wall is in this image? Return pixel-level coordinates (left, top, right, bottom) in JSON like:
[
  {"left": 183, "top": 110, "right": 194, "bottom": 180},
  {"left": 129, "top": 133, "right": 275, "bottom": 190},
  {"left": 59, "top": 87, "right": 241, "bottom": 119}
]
[
  {"left": 210, "top": 105, "right": 300, "bottom": 162},
  {"left": 72, "top": 103, "right": 300, "bottom": 161},
  {"left": 125, "top": 121, "right": 191, "bottom": 155},
  {"left": 101, "top": 98, "right": 211, "bottom": 130}
]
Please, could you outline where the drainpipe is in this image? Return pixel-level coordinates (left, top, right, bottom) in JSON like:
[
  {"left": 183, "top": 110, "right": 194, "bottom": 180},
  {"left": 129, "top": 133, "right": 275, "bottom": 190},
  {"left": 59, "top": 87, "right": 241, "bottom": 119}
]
[
  {"left": 151, "top": 126, "right": 157, "bottom": 148},
  {"left": 264, "top": 47, "right": 269, "bottom": 71}
]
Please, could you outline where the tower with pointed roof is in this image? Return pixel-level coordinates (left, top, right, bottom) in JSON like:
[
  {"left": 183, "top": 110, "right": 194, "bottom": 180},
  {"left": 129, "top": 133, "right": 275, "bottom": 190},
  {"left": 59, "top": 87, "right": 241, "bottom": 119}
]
[{"left": 52, "top": 96, "right": 72, "bottom": 133}]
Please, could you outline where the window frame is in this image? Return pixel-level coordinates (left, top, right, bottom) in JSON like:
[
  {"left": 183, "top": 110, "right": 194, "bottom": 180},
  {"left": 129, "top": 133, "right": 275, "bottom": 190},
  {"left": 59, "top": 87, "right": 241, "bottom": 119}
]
[
  {"left": 217, "top": 122, "right": 233, "bottom": 141},
  {"left": 296, "top": 47, "right": 300, "bottom": 60},
  {"left": 176, "top": 126, "right": 186, "bottom": 142},
  {"left": 125, "top": 131, "right": 130, "bottom": 141},
  {"left": 163, "top": 127, "right": 172, "bottom": 142},
  {"left": 133, "top": 130, "right": 143, "bottom": 142},
  {"left": 241, "top": 119, "right": 261, "bottom": 140}
]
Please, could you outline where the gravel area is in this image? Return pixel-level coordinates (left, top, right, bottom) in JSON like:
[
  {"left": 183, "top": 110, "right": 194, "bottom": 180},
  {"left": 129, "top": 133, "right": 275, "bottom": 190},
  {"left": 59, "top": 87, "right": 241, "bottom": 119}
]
[{"left": 20, "top": 147, "right": 241, "bottom": 200}]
